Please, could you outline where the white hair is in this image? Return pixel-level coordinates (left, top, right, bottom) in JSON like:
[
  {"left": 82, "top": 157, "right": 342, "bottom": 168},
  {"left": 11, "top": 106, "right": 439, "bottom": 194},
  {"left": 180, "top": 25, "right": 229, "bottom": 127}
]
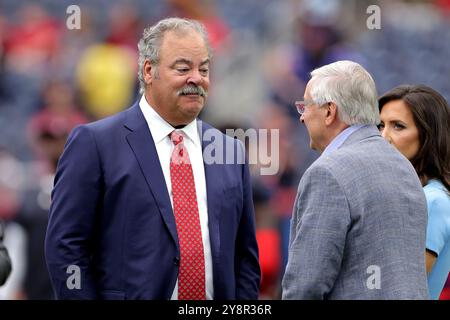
[
  {"left": 309, "top": 60, "right": 380, "bottom": 125},
  {"left": 137, "top": 17, "right": 212, "bottom": 95}
]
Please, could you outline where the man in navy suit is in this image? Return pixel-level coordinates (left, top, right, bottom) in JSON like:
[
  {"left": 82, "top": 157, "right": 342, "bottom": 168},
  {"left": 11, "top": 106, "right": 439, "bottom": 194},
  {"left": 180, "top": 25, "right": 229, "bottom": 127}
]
[{"left": 45, "top": 17, "right": 260, "bottom": 300}]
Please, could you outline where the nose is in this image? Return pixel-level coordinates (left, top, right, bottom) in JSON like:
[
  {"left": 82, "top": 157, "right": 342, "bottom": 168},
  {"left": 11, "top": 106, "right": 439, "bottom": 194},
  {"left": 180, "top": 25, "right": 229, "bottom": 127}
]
[
  {"left": 300, "top": 114, "right": 305, "bottom": 123},
  {"left": 187, "top": 70, "right": 202, "bottom": 86},
  {"left": 380, "top": 128, "right": 392, "bottom": 143}
]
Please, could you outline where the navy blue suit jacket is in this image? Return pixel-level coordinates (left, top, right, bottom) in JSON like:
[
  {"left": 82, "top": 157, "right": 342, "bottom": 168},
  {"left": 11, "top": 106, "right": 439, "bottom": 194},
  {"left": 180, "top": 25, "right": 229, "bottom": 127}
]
[{"left": 45, "top": 102, "right": 260, "bottom": 299}]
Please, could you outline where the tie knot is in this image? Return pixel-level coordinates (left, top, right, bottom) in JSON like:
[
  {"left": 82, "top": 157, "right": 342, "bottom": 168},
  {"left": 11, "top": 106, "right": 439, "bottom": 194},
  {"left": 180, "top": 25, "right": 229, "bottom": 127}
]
[{"left": 170, "top": 130, "right": 184, "bottom": 146}]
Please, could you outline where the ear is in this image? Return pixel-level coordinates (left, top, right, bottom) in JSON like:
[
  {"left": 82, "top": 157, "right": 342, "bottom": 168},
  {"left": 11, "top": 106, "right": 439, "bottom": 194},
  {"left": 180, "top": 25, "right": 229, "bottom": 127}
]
[
  {"left": 324, "top": 102, "right": 338, "bottom": 126},
  {"left": 143, "top": 60, "right": 154, "bottom": 86}
]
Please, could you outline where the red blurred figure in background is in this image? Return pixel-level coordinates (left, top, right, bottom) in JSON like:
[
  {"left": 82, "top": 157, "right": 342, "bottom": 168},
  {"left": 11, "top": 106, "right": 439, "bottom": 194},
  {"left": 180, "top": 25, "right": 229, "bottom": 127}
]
[{"left": 16, "top": 81, "right": 88, "bottom": 299}]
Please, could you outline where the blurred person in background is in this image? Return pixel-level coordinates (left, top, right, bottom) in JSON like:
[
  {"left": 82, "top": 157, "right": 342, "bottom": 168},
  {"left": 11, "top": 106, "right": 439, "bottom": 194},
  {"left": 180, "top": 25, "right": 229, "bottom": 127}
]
[
  {"left": 292, "top": 9, "right": 363, "bottom": 85},
  {"left": 74, "top": 0, "right": 141, "bottom": 122},
  {"left": 265, "top": 0, "right": 364, "bottom": 121},
  {"left": 45, "top": 17, "right": 260, "bottom": 300},
  {"left": 0, "top": 7, "right": 45, "bottom": 161},
  {"left": 14, "top": 80, "right": 87, "bottom": 299},
  {"left": 75, "top": 42, "right": 136, "bottom": 120},
  {"left": 379, "top": 85, "right": 450, "bottom": 300},
  {"left": 282, "top": 60, "right": 429, "bottom": 299},
  {"left": 0, "top": 220, "right": 12, "bottom": 287},
  {"left": 2, "top": 3, "right": 61, "bottom": 78},
  {"left": 0, "top": 150, "right": 27, "bottom": 300}
]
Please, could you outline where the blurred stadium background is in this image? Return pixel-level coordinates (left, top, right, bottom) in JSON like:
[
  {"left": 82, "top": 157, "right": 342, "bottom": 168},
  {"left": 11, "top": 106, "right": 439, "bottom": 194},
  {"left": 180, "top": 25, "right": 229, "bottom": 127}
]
[{"left": 0, "top": 0, "right": 449, "bottom": 299}]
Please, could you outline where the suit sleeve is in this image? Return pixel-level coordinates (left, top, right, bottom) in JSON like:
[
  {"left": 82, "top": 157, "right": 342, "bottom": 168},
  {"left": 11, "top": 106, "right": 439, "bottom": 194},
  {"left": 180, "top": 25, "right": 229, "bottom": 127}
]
[
  {"left": 282, "top": 164, "right": 351, "bottom": 299},
  {"left": 45, "top": 125, "right": 102, "bottom": 299},
  {"left": 235, "top": 140, "right": 261, "bottom": 299}
]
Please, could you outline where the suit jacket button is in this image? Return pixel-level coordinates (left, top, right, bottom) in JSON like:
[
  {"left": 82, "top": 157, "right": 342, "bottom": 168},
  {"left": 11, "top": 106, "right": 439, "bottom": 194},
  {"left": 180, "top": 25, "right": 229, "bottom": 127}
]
[{"left": 173, "top": 257, "right": 180, "bottom": 266}]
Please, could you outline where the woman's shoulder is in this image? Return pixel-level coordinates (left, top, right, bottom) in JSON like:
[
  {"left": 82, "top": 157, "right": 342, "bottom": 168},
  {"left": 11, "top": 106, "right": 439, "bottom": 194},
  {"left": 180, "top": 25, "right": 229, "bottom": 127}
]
[
  {"left": 424, "top": 180, "right": 449, "bottom": 199},
  {"left": 424, "top": 180, "right": 450, "bottom": 216}
]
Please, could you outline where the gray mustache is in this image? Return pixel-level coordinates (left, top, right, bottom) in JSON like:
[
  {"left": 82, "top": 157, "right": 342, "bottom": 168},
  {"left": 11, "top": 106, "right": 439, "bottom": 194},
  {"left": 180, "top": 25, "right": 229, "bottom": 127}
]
[{"left": 177, "top": 85, "right": 207, "bottom": 97}]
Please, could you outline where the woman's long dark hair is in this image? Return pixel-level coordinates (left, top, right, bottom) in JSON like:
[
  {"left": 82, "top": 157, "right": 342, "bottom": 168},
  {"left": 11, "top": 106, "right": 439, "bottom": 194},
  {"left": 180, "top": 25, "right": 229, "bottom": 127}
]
[{"left": 379, "top": 85, "right": 450, "bottom": 192}]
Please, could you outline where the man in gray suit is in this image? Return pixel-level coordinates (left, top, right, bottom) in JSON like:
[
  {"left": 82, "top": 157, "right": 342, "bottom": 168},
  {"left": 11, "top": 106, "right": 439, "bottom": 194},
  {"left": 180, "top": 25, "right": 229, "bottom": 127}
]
[{"left": 282, "top": 60, "right": 429, "bottom": 299}]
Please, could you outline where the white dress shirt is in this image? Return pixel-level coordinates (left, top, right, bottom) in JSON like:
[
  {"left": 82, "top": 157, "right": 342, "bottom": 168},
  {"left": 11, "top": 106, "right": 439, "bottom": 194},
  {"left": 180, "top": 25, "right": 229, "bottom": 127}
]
[{"left": 139, "top": 95, "right": 213, "bottom": 300}]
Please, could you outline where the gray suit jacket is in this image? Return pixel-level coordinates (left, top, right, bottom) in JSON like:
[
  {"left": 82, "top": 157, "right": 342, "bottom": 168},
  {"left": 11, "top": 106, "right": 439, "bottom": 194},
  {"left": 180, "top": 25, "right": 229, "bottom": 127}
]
[{"left": 282, "top": 125, "right": 429, "bottom": 299}]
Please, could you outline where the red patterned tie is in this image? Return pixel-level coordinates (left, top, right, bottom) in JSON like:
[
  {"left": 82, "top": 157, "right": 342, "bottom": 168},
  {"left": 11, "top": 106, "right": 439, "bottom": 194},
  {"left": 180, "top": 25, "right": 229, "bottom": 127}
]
[{"left": 170, "top": 130, "right": 206, "bottom": 300}]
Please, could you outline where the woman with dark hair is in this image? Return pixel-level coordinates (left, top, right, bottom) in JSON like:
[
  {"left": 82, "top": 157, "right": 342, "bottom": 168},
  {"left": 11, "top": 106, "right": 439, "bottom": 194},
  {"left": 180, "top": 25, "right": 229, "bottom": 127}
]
[{"left": 378, "top": 84, "right": 450, "bottom": 299}]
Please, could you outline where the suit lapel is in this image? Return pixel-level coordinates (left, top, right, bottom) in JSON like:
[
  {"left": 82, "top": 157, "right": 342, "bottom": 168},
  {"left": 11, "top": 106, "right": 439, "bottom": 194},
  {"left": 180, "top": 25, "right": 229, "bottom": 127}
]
[
  {"left": 124, "top": 104, "right": 179, "bottom": 248},
  {"left": 199, "top": 121, "right": 222, "bottom": 266}
]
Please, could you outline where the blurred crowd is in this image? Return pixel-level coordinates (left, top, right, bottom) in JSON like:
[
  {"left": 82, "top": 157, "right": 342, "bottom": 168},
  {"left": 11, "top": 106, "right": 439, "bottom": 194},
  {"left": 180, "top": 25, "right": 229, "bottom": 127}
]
[{"left": 0, "top": 0, "right": 449, "bottom": 299}]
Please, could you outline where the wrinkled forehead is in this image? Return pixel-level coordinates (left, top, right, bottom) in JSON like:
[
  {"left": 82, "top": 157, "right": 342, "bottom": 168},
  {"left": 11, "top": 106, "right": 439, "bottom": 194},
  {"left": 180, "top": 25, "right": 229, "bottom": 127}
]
[
  {"left": 160, "top": 30, "right": 208, "bottom": 61},
  {"left": 162, "top": 28, "right": 207, "bottom": 47}
]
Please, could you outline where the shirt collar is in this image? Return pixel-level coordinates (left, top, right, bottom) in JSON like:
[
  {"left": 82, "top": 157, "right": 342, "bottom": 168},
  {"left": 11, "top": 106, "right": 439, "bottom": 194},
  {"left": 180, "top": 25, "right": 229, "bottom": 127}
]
[
  {"left": 139, "top": 95, "right": 200, "bottom": 147},
  {"left": 322, "top": 124, "right": 366, "bottom": 156}
]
